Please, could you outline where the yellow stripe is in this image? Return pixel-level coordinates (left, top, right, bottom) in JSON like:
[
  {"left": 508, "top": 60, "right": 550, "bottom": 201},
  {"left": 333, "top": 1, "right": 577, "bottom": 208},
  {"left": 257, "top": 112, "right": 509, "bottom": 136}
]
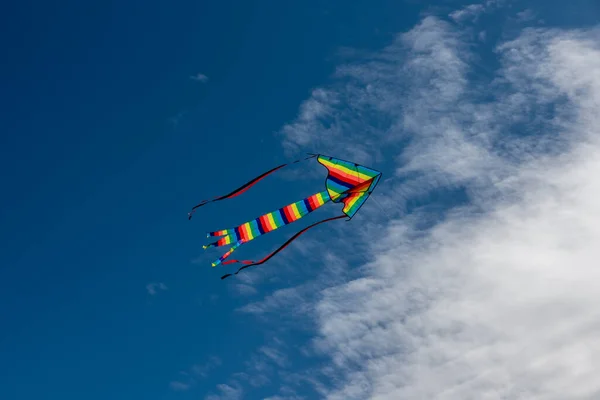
[
  {"left": 345, "top": 194, "right": 359, "bottom": 207},
  {"left": 266, "top": 213, "right": 278, "bottom": 230},
  {"left": 290, "top": 203, "right": 301, "bottom": 220},
  {"left": 243, "top": 222, "right": 254, "bottom": 240},
  {"left": 315, "top": 193, "right": 324, "bottom": 206},
  {"left": 329, "top": 189, "right": 344, "bottom": 200}
]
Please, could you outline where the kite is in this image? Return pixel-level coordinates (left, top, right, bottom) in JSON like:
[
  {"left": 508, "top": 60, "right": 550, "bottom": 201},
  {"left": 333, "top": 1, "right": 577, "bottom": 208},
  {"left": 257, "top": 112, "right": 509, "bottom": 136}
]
[{"left": 188, "top": 153, "right": 382, "bottom": 279}]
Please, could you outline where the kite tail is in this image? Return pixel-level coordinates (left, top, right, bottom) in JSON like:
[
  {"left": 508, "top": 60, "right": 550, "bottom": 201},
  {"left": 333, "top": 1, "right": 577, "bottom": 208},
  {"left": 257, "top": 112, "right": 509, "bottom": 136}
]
[
  {"left": 204, "top": 190, "right": 332, "bottom": 267},
  {"left": 203, "top": 234, "right": 235, "bottom": 249},
  {"left": 188, "top": 154, "right": 317, "bottom": 219},
  {"left": 207, "top": 229, "right": 231, "bottom": 238},
  {"left": 210, "top": 240, "right": 244, "bottom": 267},
  {"left": 220, "top": 214, "right": 348, "bottom": 279}
]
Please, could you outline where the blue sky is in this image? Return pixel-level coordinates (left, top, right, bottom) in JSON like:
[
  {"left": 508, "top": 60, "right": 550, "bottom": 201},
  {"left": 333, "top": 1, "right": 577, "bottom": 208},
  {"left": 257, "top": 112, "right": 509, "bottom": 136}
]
[
  {"left": 2, "top": 1, "right": 600, "bottom": 399},
  {"left": 0, "top": 1, "right": 418, "bottom": 399}
]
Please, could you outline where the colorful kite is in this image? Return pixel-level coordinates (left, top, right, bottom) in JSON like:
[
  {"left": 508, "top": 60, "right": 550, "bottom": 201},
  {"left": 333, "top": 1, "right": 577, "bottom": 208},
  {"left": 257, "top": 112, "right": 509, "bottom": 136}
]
[{"left": 188, "top": 154, "right": 382, "bottom": 279}]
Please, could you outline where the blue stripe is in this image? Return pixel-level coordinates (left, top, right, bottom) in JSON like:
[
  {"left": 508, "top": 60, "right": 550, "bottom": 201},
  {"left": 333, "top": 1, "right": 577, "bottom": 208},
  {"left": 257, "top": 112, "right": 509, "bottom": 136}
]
[
  {"left": 254, "top": 218, "right": 265, "bottom": 235},
  {"left": 303, "top": 198, "right": 314, "bottom": 212},
  {"left": 327, "top": 179, "right": 351, "bottom": 197},
  {"left": 328, "top": 174, "right": 355, "bottom": 189},
  {"left": 278, "top": 208, "right": 290, "bottom": 224}
]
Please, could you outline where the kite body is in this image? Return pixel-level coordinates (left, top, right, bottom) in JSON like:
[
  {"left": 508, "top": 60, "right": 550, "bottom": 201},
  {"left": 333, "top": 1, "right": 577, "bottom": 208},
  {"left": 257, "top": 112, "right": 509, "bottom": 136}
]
[{"left": 188, "top": 154, "right": 382, "bottom": 279}]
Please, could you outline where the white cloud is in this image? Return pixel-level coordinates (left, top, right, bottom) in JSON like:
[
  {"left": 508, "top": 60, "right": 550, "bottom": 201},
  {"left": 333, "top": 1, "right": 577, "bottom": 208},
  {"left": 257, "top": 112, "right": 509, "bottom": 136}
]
[
  {"left": 170, "top": 356, "right": 222, "bottom": 391},
  {"left": 191, "top": 72, "right": 209, "bottom": 82},
  {"left": 260, "top": 345, "right": 289, "bottom": 368},
  {"left": 146, "top": 282, "right": 167, "bottom": 295},
  {"left": 169, "top": 381, "right": 191, "bottom": 391},
  {"left": 516, "top": 9, "right": 537, "bottom": 22},
  {"left": 449, "top": 0, "right": 501, "bottom": 24},
  {"left": 281, "top": 88, "right": 339, "bottom": 153},
  {"left": 273, "top": 9, "right": 600, "bottom": 400},
  {"left": 204, "top": 383, "right": 243, "bottom": 400},
  {"left": 191, "top": 356, "right": 223, "bottom": 378},
  {"left": 233, "top": 283, "right": 258, "bottom": 296},
  {"left": 449, "top": 4, "right": 485, "bottom": 23},
  {"left": 264, "top": 395, "right": 305, "bottom": 400}
]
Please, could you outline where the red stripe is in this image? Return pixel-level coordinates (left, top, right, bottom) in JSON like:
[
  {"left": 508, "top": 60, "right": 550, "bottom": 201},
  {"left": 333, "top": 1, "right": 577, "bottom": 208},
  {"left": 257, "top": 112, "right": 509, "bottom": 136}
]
[
  {"left": 327, "top": 168, "right": 362, "bottom": 186},
  {"left": 329, "top": 164, "right": 364, "bottom": 181},
  {"left": 283, "top": 205, "right": 295, "bottom": 222},
  {"left": 346, "top": 178, "right": 374, "bottom": 193},
  {"left": 222, "top": 259, "right": 253, "bottom": 266},
  {"left": 257, "top": 215, "right": 268, "bottom": 233},
  {"left": 308, "top": 195, "right": 318, "bottom": 210},
  {"left": 259, "top": 215, "right": 273, "bottom": 232},
  {"left": 238, "top": 224, "right": 249, "bottom": 242}
]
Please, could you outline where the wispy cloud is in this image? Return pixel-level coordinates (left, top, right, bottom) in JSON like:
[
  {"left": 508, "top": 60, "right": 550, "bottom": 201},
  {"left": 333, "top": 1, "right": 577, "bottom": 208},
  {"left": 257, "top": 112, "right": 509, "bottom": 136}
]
[
  {"left": 204, "top": 383, "right": 243, "bottom": 400},
  {"left": 264, "top": 394, "right": 305, "bottom": 400},
  {"left": 203, "top": 338, "right": 304, "bottom": 398},
  {"left": 169, "top": 381, "right": 191, "bottom": 391},
  {"left": 516, "top": 8, "right": 537, "bottom": 22},
  {"left": 169, "top": 110, "right": 187, "bottom": 128},
  {"left": 192, "top": 356, "right": 223, "bottom": 378},
  {"left": 146, "top": 282, "right": 167, "bottom": 295},
  {"left": 259, "top": 345, "right": 289, "bottom": 368},
  {"left": 449, "top": 0, "right": 502, "bottom": 24},
  {"left": 259, "top": 3, "right": 600, "bottom": 400},
  {"left": 233, "top": 283, "right": 258, "bottom": 296},
  {"left": 170, "top": 356, "right": 222, "bottom": 391},
  {"left": 191, "top": 72, "right": 209, "bottom": 83},
  {"left": 449, "top": 4, "right": 485, "bottom": 23}
]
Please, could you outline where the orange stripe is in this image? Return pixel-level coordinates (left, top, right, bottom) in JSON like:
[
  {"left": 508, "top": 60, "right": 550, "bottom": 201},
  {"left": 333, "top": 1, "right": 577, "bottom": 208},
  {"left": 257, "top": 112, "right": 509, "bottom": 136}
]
[
  {"left": 239, "top": 224, "right": 249, "bottom": 242},
  {"left": 259, "top": 215, "right": 273, "bottom": 232}
]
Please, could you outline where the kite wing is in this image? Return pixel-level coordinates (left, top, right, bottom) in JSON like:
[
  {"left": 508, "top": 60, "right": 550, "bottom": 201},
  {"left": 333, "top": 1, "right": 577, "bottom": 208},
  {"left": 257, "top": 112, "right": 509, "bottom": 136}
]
[{"left": 317, "top": 155, "right": 382, "bottom": 218}]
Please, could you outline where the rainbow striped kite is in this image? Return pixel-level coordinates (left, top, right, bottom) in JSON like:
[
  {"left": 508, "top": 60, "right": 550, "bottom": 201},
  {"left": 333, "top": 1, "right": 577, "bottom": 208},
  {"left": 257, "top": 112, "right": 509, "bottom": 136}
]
[{"left": 188, "top": 154, "right": 382, "bottom": 279}]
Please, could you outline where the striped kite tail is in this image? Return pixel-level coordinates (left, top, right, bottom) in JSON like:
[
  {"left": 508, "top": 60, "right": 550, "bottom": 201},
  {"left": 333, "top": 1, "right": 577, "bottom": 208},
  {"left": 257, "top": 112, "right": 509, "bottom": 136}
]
[{"left": 204, "top": 190, "right": 332, "bottom": 266}]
